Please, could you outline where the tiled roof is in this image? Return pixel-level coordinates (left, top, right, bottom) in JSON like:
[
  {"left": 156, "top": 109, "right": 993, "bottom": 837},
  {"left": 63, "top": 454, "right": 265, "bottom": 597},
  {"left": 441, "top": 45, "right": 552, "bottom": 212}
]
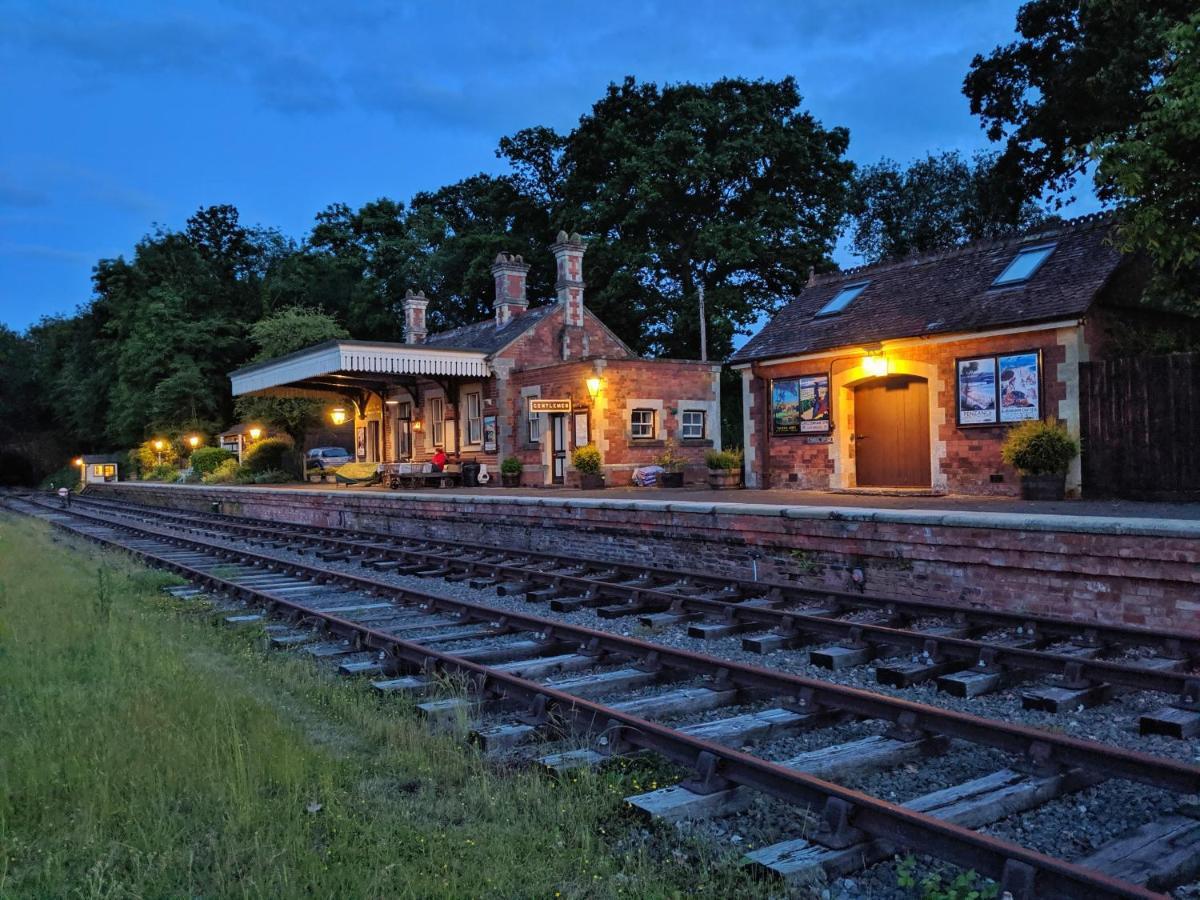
[
  {"left": 730, "top": 215, "right": 1124, "bottom": 363},
  {"left": 425, "top": 303, "right": 557, "bottom": 353}
]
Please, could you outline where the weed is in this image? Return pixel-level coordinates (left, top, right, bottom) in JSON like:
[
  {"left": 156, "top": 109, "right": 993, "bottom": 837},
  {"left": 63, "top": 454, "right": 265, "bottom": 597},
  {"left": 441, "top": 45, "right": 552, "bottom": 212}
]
[
  {"left": 897, "top": 855, "right": 999, "bottom": 900},
  {"left": 788, "top": 549, "right": 825, "bottom": 576}
]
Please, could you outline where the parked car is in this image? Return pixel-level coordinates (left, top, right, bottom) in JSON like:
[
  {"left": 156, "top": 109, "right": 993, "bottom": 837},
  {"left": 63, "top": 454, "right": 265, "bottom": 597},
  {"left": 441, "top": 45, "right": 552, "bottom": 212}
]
[{"left": 306, "top": 447, "right": 354, "bottom": 472}]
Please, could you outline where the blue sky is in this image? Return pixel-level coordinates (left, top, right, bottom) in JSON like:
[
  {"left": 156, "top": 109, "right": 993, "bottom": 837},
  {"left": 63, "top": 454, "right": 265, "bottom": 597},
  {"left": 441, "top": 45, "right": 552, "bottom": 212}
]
[{"left": 0, "top": 0, "right": 1096, "bottom": 332}]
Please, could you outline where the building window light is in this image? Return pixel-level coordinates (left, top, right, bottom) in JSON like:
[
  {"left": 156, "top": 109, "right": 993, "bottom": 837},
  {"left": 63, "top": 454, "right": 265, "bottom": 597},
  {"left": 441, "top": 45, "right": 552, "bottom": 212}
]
[
  {"left": 815, "top": 282, "right": 869, "bottom": 317},
  {"left": 993, "top": 244, "right": 1056, "bottom": 286}
]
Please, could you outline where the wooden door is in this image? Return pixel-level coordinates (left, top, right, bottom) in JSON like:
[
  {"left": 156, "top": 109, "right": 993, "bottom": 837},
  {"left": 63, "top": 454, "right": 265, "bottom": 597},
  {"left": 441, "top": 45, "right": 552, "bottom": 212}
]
[
  {"left": 854, "top": 376, "right": 931, "bottom": 487},
  {"left": 550, "top": 414, "right": 567, "bottom": 485}
]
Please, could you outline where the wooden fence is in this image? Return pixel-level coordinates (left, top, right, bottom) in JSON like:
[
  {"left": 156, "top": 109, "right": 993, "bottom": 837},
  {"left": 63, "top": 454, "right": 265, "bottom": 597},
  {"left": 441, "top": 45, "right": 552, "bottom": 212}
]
[{"left": 1079, "top": 352, "right": 1200, "bottom": 498}]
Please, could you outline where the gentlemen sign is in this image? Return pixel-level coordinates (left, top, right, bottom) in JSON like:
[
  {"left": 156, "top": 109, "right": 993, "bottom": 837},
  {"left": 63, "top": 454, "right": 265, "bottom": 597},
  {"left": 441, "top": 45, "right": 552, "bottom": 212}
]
[{"left": 529, "top": 398, "right": 571, "bottom": 413}]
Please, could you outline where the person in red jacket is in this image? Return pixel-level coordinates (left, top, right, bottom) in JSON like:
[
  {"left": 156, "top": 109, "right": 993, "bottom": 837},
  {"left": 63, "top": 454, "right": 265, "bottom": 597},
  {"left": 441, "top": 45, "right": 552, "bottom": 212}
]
[{"left": 431, "top": 448, "right": 447, "bottom": 472}]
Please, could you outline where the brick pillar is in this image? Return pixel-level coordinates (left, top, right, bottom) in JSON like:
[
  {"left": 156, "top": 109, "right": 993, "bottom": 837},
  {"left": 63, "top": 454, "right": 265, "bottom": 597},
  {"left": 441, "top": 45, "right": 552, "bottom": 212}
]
[
  {"left": 403, "top": 289, "right": 429, "bottom": 344},
  {"left": 551, "top": 231, "right": 586, "bottom": 329},
  {"left": 491, "top": 253, "right": 530, "bottom": 327}
]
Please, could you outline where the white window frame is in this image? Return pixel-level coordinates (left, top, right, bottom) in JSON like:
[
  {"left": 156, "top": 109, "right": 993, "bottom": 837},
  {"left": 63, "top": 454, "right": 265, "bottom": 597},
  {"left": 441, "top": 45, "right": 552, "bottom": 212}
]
[
  {"left": 680, "top": 409, "right": 705, "bottom": 440},
  {"left": 528, "top": 413, "right": 542, "bottom": 444},
  {"left": 631, "top": 408, "right": 656, "bottom": 440},
  {"left": 466, "top": 391, "right": 482, "bottom": 445},
  {"left": 429, "top": 396, "right": 445, "bottom": 447}
]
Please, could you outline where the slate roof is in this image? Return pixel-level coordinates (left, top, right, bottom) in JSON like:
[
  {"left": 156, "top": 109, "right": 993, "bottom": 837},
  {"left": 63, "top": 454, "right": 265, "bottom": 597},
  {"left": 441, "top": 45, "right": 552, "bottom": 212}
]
[
  {"left": 731, "top": 214, "right": 1124, "bottom": 364},
  {"left": 424, "top": 303, "right": 558, "bottom": 353}
]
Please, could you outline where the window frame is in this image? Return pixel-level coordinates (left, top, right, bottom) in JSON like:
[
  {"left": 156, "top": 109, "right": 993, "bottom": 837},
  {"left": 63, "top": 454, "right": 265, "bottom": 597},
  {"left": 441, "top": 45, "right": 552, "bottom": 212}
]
[
  {"left": 527, "top": 411, "right": 542, "bottom": 443},
  {"left": 680, "top": 409, "right": 706, "bottom": 440},
  {"left": 814, "top": 281, "right": 869, "bottom": 317},
  {"left": 630, "top": 408, "right": 656, "bottom": 440},
  {"left": 992, "top": 244, "right": 1056, "bottom": 286},
  {"left": 429, "top": 396, "right": 445, "bottom": 447},
  {"left": 466, "top": 391, "right": 482, "bottom": 445}
]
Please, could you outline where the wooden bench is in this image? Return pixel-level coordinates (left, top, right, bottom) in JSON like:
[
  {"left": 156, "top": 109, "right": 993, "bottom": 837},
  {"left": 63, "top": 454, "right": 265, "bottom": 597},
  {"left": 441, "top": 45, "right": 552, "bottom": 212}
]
[{"left": 384, "top": 464, "right": 462, "bottom": 490}]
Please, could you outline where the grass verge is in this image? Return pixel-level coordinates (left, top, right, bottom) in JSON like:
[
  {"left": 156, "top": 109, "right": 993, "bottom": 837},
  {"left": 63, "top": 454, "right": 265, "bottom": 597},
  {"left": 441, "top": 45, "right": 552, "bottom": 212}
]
[{"left": 0, "top": 513, "right": 768, "bottom": 899}]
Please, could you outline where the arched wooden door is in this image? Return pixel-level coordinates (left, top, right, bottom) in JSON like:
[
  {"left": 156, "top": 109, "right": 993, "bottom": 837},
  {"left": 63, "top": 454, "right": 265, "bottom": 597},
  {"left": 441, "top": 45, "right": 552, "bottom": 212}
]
[{"left": 853, "top": 375, "right": 931, "bottom": 487}]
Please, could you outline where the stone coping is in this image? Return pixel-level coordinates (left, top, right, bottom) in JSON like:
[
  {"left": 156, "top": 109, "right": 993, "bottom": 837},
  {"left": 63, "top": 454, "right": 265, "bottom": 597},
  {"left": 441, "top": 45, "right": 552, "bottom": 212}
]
[{"left": 97, "top": 482, "right": 1200, "bottom": 540}]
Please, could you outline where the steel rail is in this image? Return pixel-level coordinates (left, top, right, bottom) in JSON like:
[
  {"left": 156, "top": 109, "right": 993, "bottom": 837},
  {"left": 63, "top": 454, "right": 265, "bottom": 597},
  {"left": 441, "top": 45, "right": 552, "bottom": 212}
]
[
  {"left": 8, "top": 499, "right": 1169, "bottom": 900},
  {"left": 74, "top": 491, "right": 1200, "bottom": 658},
  {"left": 27, "top": 496, "right": 1200, "bottom": 797},
  {"left": 64, "top": 494, "right": 1200, "bottom": 702}
]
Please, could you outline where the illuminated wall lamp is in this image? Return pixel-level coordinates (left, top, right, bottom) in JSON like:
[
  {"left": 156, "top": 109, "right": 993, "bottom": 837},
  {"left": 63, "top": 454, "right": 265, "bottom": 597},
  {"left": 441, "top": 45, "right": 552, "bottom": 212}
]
[
  {"left": 412, "top": 419, "right": 423, "bottom": 432},
  {"left": 863, "top": 352, "right": 889, "bottom": 378},
  {"left": 248, "top": 427, "right": 262, "bottom": 441},
  {"left": 586, "top": 376, "right": 602, "bottom": 402},
  {"left": 330, "top": 407, "right": 348, "bottom": 426},
  {"left": 187, "top": 435, "right": 201, "bottom": 449}
]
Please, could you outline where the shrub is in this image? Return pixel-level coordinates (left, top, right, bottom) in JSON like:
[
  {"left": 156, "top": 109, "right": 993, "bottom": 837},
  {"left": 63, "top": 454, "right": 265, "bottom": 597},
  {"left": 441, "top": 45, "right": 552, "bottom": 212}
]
[
  {"left": 251, "top": 469, "right": 292, "bottom": 484},
  {"left": 1000, "top": 419, "right": 1078, "bottom": 475},
  {"left": 500, "top": 456, "right": 523, "bottom": 476},
  {"left": 202, "top": 459, "right": 241, "bottom": 484},
  {"left": 242, "top": 436, "right": 294, "bottom": 474},
  {"left": 704, "top": 448, "right": 744, "bottom": 470},
  {"left": 190, "top": 446, "right": 234, "bottom": 477},
  {"left": 656, "top": 439, "right": 685, "bottom": 472},
  {"left": 40, "top": 463, "right": 80, "bottom": 491},
  {"left": 144, "top": 464, "right": 180, "bottom": 482},
  {"left": 571, "top": 444, "right": 602, "bottom": 474},
  {"left": 132, "top": 439, "right": 178, "bottom": 474}
]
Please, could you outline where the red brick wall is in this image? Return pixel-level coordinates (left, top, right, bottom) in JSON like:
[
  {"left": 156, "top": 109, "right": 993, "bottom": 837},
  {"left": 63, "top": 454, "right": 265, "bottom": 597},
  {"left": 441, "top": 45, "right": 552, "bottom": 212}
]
[
  {"left": 748, "top": 328, "right": 1074, "bottom": 495},
  {"left": 96, "top": 482, "right": 1200, "bottom": 631}
]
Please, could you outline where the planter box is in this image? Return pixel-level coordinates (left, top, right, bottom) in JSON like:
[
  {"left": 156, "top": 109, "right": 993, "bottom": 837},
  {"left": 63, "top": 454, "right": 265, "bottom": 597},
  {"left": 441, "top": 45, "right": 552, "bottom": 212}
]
[
  {"left": 707, "top": 468, "right": 743, "bottom": 490},
  {"left": 660, "top": 471, "right": 684, "bottom": 488},
  {"left": 578, "top": 472, "right": 605, "bottom": 490},
  {"left": 1020, "top": 472, "right": 1066, "bottom": 501},
  {"left": 501, "top": 472, "right": 521, "bottom": 488}
]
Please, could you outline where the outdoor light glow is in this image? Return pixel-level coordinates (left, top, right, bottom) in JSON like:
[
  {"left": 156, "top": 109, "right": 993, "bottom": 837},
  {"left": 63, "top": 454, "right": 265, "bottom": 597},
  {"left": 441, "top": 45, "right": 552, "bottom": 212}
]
[
  {"left": 330, "top": 407, "right": 348, "bottom": 425},
  {"left": 863, "top": 353, "right": 889, "bottom": 378},
  {"left": 385, "top": 399, "right": 400, "bottom": 406},
  {"left": 586, "top": 376, "right": 602, "bottom": 400},
  {"left": 412, "top": 419, "right": 423, "bottom": 432},
  {"left": 248, "top": 427, "right": 262, "bottom": 441},
  {"left": 74, "top": 457, "right": 84, "bottom": 466},
  {"left": 153, "top": 439, "right": 165, "bottom": 451},
  {"left": 187, "top": 435, "right": 200, "bottom": 449}
]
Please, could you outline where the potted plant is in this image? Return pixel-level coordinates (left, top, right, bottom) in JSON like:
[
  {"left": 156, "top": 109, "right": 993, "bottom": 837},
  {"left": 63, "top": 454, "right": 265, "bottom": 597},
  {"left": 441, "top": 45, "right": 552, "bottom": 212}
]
[
  {"left": 1000, "top": 418, "right": 1079, "bottom": 501},
  {"left": 656, "top": 439, "right": 686, "bottom": 488},
  {"left": 571, "top": 444, "right": 605, "bottom": 489},
  {"left": 705, "top": 448, "right": 744, "bottom": 490},
  {"left": 500, "top": 456, "right": 523, "bottom": 488}
]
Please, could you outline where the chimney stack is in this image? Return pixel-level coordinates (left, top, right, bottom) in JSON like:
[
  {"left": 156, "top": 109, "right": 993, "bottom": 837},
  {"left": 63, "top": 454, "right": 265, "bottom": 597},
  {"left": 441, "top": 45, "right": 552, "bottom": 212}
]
[
  {"left": 491, "top": 252, "right": 530, "bottom": 328},
  {"left": 402, "top": 289, "right": 429, "bottom": 344},
  {"left": 551, "top": 231, "right": 586, "bottom": 328}
]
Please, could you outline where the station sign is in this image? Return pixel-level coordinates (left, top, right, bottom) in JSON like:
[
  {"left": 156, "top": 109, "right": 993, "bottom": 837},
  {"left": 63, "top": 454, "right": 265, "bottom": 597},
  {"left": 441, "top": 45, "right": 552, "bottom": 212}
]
[{"left": 528, "top": 398, "right": 572, "bottom": 413}]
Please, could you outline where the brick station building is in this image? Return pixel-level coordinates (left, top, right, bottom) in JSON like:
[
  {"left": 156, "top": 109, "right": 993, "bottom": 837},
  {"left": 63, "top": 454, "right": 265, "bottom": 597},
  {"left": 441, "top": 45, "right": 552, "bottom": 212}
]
[
  {"left": 230, "top": 232, "right": 721, "bottom": 486},
  {"left": 730, "top": 214, "right": 1184, "bottom": 497}
]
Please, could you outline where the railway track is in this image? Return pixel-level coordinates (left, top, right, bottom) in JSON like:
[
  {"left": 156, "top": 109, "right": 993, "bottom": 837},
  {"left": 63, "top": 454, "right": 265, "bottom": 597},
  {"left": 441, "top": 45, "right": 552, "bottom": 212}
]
[
  {"left": 63, "top": 493, "right": 1200, "bottom": 735},
  {"left": 7, "top": 493, "right": 1200, "bottom": 898}
]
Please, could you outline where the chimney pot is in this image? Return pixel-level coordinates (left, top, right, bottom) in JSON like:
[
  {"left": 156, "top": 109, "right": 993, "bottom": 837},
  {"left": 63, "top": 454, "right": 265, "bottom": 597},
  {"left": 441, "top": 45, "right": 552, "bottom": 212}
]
[{"left": 491, "top": 251, "right": 531, "bottom": 328}]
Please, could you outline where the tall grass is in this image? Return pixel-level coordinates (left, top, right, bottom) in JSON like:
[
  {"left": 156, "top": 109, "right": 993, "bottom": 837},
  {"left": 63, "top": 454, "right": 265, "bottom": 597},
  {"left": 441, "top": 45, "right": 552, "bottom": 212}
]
[{"left": 0, "top": 515, "right": 765, "bottom": 899}]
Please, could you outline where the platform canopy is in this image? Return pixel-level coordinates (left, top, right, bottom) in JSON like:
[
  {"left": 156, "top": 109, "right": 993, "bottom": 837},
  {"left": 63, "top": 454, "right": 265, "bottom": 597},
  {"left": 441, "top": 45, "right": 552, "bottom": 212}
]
[{"left": 230, "top": 339, "right": 491, "bottom": 400}]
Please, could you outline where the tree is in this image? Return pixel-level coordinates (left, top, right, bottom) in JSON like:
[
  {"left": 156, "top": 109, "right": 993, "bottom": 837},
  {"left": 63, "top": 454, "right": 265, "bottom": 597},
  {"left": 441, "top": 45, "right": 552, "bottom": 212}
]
[
  {"left": 1098, "top": 12, "right": 1200, "bottom": 303},
  {"left": 502, "top": 76, "right": 854, "bottom": 358},
  {"left": 234, "top": 306, "right": 350, "bottom": 443},
  {"left": 965, "top": 1, "right": 1199, "bottom": 302},
  {"left": 847, "top": 150, "right": 1055, "bottom": 264}
]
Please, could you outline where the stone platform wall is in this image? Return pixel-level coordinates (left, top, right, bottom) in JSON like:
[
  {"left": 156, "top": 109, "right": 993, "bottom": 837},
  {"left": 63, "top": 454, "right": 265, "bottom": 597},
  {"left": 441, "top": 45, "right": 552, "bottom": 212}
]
[{"left": 89, "top": 483, "right": 1200, "bottom": 631}]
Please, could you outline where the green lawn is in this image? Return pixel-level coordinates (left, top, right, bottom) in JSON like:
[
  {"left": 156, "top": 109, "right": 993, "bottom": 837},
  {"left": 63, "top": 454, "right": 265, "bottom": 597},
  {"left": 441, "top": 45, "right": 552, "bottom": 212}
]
[{"left": 0, "top": 513, "right": 767, "bottom": 899}]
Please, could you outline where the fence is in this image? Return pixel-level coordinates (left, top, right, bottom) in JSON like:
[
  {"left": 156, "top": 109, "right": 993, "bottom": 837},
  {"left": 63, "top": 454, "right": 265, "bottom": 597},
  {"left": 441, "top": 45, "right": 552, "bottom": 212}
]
[{"left": 1079, "top": 351, "right": 1200, "bottom": 498}]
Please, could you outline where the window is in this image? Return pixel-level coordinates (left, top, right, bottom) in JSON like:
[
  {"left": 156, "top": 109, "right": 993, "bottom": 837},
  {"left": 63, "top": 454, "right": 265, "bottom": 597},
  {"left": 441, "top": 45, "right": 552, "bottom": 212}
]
[
  {"left": 815, "top": 281, "right": 868, "bottom": 317},
  {"left": 527, "top": 411, "right": 542, "bottom": 443},
  {"left": 466, "top": 391, "right": 482, "bottom": 445},
  {"left": 680, "top": 410, "right": 705, "bottom": 440},
  {"left": 631, "top": 408, "right": 656, "bottom": 439},
  {"left": 993, "top": 244, "right": 1056, "bottom": 286},
  {"left": 429, "top": 396, "right": 444, "bottom": 446}
]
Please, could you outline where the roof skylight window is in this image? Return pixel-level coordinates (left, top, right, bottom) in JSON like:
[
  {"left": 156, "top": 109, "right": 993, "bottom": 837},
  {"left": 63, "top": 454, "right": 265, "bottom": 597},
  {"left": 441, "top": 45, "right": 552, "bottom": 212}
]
[
  {"left": 815, "top": 281, "right": 868, "bottom": 317},
  {"left": 993, "top": 244, "right": 1056, "bottom": 286}
]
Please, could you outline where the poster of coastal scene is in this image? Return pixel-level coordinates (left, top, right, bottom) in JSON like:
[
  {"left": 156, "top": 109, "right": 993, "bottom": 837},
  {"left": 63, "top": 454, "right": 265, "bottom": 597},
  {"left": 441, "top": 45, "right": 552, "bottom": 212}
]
[
  {"left": 957, "top": 356, "right": 998, "bottom": 425},
  {"left": 999, "top": 352, "right": 1040, "bottom": 422},
  {"left": 772, "top": 379, "right": 801, "bottom": 434}
]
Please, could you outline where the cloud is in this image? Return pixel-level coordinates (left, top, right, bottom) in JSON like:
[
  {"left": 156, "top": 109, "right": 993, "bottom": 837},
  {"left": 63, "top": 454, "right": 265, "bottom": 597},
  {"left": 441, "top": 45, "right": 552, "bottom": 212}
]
[{"left": 0, "top": 241, "right": 97, "bottom": 263}]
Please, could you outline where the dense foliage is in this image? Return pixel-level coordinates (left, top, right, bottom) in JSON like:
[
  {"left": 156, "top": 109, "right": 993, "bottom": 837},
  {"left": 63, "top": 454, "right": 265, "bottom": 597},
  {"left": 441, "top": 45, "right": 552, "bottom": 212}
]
[
  {"left": 241, "top": 436, "right": 295, "bottom": 475},
  {"left": 1000, "top": 419, "right": 1079, "bottom": 475},
  {"left": 966, "top": 0, "right": 1200, "bottom": 304},
  {"left": 188, "top": 446, "right": 235, "bottom": 477}
]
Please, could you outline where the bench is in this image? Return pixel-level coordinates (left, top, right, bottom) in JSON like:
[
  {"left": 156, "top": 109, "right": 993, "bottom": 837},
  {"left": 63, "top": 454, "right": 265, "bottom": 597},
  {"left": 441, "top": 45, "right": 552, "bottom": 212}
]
[{"left": 383, "top": 463, "right": 462, "bottom": 490}]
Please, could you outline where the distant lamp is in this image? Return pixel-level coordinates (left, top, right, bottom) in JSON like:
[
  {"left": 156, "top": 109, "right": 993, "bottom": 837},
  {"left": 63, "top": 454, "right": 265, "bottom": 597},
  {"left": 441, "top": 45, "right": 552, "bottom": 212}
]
[
  {"left": 412, "top": 419, "right": 423, "bottom": 432},
  {"left": 187, "top": 435, "right": 201, "bottom": 450},
  {"left": 585, "top": 376, "right": 602, "bottom": 402},
  {"left": 330, "top": 407, "right": 348, "bottom": 426},
  {"left": 153, "top": 439, "right": 165, "bottom": 451},
  {"left": 863, "top": 352, "right": 889, "bottom": 378},
  {"left": 74, "top": 457, "right": 84, "bottom": 467},
  {"left": 248, "top": 427, "right": 262, "bottom": 441}
]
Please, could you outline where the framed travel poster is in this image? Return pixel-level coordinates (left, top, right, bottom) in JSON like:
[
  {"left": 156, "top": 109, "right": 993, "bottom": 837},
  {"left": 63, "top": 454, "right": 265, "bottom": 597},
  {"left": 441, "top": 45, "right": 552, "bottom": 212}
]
[
  {"left": 956, "top": 356, "right": 998, "bottom": 426},
  {"left": 355, "top": 426, "right": 366, "bottom": 460},
  {"left": 998, "top": 351, "right": 1041, "bottom": 422},
  {"left": 797, "top": 374, "right": 831, "bottom": 433},
  {"left": 482, "top": 415, "right": 497, "bottom": 452},
  {"left": 771, "top": 379, "right": 801, "bottom": 434}
]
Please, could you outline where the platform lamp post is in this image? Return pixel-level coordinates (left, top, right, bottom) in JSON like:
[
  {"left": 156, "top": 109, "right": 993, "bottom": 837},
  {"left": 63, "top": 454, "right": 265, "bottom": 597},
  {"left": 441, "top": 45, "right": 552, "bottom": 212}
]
[{"left": 153, "top": 439, "right": 165, "bottom": 466}]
